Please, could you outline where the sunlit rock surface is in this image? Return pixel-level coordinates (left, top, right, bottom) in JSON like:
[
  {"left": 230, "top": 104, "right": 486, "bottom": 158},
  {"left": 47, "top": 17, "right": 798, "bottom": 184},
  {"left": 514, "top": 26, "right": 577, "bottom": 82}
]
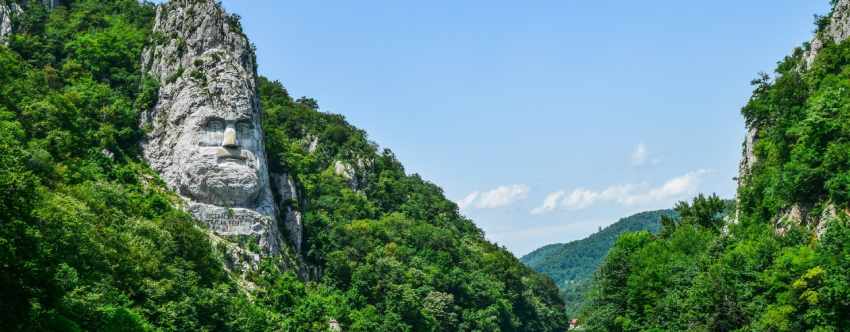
[
  {"left": 141, "top": 0, "right": 298, "bottom": 256},
  {"left": 271, "top": 173, "right": 303, "bottom": 251},
  {"left": 805, "top": 0, "right": 850, "bottom": 67},
  {"left": 0, "top": 1, "right": 21, "bottom": 45}
]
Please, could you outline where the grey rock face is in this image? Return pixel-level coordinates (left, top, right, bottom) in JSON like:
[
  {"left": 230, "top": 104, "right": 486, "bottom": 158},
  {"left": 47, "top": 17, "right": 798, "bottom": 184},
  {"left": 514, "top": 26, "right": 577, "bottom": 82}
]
[
  {"left": 272, "top": 173, "right": 303, "bottom": 251},
  {"left": 0, "top": 2, "right": 21, "bottom": 45},
  {"left": 805, "top": 0, "right": 850, "bottom": 68},
  {"left": 773, "top": 203, "right": 839, "bottom": 239},
  {"left": 742, "top": 0, "right": 850, "bottom": 234},
  {"left": 141, "top": 0, "right": 293, "bottom": 255},
  {"left": 737, "top": 126, "right": 758, "bottom": 188},
  {"left": 333, "top": 158, "right": 373, "bottom": 191}
]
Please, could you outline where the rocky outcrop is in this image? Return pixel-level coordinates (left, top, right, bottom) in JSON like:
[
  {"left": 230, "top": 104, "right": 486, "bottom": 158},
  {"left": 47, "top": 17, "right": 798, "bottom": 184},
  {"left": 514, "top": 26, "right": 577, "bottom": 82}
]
[
  {"left": 334, "top": 158, "right": 373, "bottom": 191},
  {"left": 733, "top": 2, "right": 848, "bottom": 238},
  {"left": 737, "top": 0, "right": 850, "bottom": 234},
  {"left": 737, "top": 126, "right": 758, "bottom": 188},
  {"left": 774, "top": 203, "right": 839, "bottom": 238},
  {"left": 272, "top": 173, "right": 303, "bottom": 251},
  {"left": 805, "top": 0, "right": 850, "bottom": 68},
  {"left": 0, "top": 1, "right": 21, "bottom": 45},
  {"left": 815, "top": 204, "right": 837, "bottom": 238},
  {"left": 140, "top": 0, "right": 300, "bottom": 257}
]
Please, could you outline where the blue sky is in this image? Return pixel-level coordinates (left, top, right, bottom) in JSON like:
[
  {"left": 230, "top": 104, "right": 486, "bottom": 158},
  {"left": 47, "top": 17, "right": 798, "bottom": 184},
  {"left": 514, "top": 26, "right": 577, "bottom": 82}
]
[{"left": 218, "top": 0, "right": 831, "bottom": 255}]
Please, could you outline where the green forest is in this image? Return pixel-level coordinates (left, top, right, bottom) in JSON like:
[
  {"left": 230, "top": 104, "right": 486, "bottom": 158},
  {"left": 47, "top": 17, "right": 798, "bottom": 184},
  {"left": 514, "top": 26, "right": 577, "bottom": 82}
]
[
  {"left": 0, "top": 0, "right": 568, "bottom": 331},
  {"left": 521, "top": 210, "right": 673, "bottom": 317},
  {"left": 8, "top": 0, "right": 850, "bottom": 331},
  {"left": 578, "top": 2, "right": 850, "bottom": 330}
]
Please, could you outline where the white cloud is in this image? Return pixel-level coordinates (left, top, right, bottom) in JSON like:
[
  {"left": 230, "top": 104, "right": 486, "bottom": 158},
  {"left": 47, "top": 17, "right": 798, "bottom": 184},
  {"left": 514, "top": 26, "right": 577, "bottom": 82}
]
[
  {"left": 477, "top": 185, "right": 530, "bottom": 208},
  {"left": 531, "top": 170, "right": 709, "bottom": 214},
  {"left": 561, "top": 184, "right": 636, "bottom": 210},
  {"left": 531, "top": 191, "right": 565, "bottom": 215},
  {"left": 631, "top": 143, "right": 649, "bottom": 166},
  {"left": 457, "top": 191, "right": 479, "bottom": 210},
  {"left": 457, "top": 185, "right": 530, "bottom": 210},
  {"left": 622, "top": 170, "right": 708, "bottom": 205}
]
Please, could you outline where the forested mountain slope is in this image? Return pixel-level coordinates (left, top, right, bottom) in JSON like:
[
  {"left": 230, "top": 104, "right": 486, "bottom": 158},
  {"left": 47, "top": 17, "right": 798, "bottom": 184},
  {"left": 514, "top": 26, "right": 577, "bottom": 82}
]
[
  {"left": 581, "top": 1, "right": 850, "bottom": 330},
  {"left": 0, "top": 0, "right": 568, "bottom": 330},
  {"left": 521, "top": 210, "right": 674, "bottom": 317}
]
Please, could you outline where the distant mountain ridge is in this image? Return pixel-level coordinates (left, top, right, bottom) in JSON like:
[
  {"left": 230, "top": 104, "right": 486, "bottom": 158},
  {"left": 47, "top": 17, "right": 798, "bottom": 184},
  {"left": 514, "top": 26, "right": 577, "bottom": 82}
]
[{"left": 520, "top": 209, "right": 675, "bottom": 315}]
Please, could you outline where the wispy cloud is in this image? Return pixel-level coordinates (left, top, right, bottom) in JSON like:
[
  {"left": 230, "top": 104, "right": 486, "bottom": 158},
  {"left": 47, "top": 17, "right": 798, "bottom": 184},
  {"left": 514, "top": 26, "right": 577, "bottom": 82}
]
[
  {"left": 562, "top": 184, "right": 635, "bottom": 210},
  {"left": 622, "top": 170, "right": 707, "bottom": 205},
  {"left": 531, "top": 170, "right": 709, "bottom": 214},
  {"left": 631, "top": 143, "right": 660, "bottom": 167},
  {"left": 531, "top": 191, "right": 565, "bottom": 215},
  {"left": 631, "top": 143, "right": 649, "bottom": 166},
  {"left": 458, "top": 185, "right": 530, "bottom": 210},
  {"left": 457, "top": 192, "right": 480, "bottom": 210}
]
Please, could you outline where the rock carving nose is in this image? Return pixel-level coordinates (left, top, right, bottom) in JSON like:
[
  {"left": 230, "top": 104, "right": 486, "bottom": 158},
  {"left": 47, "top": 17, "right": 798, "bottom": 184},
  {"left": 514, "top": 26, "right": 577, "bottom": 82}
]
[{"left": 222, "top": 127, "right": 239, "bottom": 148}]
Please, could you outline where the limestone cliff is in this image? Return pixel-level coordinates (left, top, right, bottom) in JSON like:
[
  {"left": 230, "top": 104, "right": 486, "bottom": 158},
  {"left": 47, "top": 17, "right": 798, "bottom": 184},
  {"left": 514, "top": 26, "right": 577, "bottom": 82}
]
[
  {"left": 737, "top": 0, "right": 850, "bottom": 236},
  {"left": 741, "top": 0, "right": 850, "bottom": 184},
  {"left": 0, "top": 1, "right": 21, "bottom": 45},
  {"left": 140, "top": 0, "right": 301, "bottom": 260},
  {"left": 805, "top": 0, "right": 850, "bottom": 68}
]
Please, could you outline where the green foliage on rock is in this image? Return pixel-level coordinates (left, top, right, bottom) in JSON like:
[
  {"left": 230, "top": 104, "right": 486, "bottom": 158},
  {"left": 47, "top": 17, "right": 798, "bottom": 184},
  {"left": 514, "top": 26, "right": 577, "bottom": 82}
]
[
  {"left": 258, "top": 77, "right": 569, "bottom": 331},
  {"left": 0, "top": 1, "right": 276, "bottom": 330}
]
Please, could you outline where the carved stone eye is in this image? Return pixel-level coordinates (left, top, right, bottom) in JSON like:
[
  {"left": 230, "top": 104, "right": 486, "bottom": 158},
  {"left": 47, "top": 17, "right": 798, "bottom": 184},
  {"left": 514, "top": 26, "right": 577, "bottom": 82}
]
[
  {"left": 210, "top": 119, "right": 227, "bottom": 131},
  {"left": 201, "top": 119, "right": 225, "bottom": 146},
  {"left": 236, "top": 121, "right": 254, "bottom": 149}
]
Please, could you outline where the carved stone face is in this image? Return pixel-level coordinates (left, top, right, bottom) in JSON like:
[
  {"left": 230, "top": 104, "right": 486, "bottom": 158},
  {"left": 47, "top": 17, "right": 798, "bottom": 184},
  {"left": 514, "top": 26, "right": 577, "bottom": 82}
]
[
  {"left": 173, "top": 92, "right": 265, "bottom": 207},
  {"left": 141, "top": 0, "right": 287, "bottom": 256}
]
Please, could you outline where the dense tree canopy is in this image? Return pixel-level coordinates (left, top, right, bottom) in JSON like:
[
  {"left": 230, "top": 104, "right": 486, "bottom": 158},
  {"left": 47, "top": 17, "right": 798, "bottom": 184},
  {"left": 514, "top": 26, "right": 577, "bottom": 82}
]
[
  {"left": 258, "top": 77, "right": 568, "bottom": 331},
  {"left": 521, "top": 210, "right": 674, "bottom": 318}
]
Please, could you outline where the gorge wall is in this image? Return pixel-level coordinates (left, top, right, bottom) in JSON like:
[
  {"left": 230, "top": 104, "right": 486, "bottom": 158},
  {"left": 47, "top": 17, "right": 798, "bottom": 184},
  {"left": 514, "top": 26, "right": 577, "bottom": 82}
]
[
  {"left": 737, "top": 0, "right": 850, "bottom": 236},
  {"left": 140, "top": 0, "right": 301, "bottom": 259}
]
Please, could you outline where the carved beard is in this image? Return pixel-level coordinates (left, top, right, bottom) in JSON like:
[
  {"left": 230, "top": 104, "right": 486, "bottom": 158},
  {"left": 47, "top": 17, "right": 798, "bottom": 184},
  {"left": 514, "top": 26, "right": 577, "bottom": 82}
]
[{"left": 179, "top": 144, "right": 262, "bottom": 207}]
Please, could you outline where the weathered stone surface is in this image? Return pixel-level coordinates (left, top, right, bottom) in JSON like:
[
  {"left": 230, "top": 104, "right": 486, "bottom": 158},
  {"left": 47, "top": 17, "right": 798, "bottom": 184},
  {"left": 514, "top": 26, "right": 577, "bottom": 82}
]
[
  {"left": 305, "top": 134, "right": 319, "bottom": 153},
  {"left": 734, "top": 126, "right": 757, "bottom": 224},
  {"left": 140, "top": 0, "right": 298, "bottom": 255},
  {"left": 815, "top": 204, "right": 838, "bottom": 238},
  {"left": 333, "top": 158, "right": 373, "bottom": 190},
  {"left": 737, "top": 126, "right": 758, "bottom": 188},
  {"left": 738, "top": 0, "right": 850, "bottom": 230},
  {"left": 0, "top": 1, "right": 21, "bottom": 45},
  {"left": 805, "top": 0, "right": 850, "bottom": 67},
  {"left": 272, "top": 173, "right": 303, "bottom": 250},
  {"left": 772, "top": 203, "right": 843, "bottom": 239},
  {"left": 774, "top": 204, "right": 806, "bottom": 235}
]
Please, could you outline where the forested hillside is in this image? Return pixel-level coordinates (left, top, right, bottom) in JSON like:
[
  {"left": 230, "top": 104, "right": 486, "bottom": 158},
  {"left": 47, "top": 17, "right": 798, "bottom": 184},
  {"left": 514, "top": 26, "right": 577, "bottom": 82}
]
[
  {"left": 581, "top": 1, "right": 850, "bottom": 330},
  {"left": 257, "top": 77, "right": 568, "bottom": 331},
  {"left": 0, "top": 0, "right": 568, "bottom": 330},
  {"left": 521, "top": 210, "right": 673, "bottom": 317}
]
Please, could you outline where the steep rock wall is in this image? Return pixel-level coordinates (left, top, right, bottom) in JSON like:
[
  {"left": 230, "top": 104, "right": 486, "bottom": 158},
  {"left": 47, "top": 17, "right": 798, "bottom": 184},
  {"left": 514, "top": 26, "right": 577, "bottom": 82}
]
[
  {"left": 805, "top": 0, "right": 850, "bottom": 68},
  {"left": 0, "top": 1, "right": 21, "bottom": 45},
  {"left": 738, "top": 0, "right": 850, "bottom": 235},
  {"left": 140, "top": 0, "right": 301, "bottom": 257}
]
